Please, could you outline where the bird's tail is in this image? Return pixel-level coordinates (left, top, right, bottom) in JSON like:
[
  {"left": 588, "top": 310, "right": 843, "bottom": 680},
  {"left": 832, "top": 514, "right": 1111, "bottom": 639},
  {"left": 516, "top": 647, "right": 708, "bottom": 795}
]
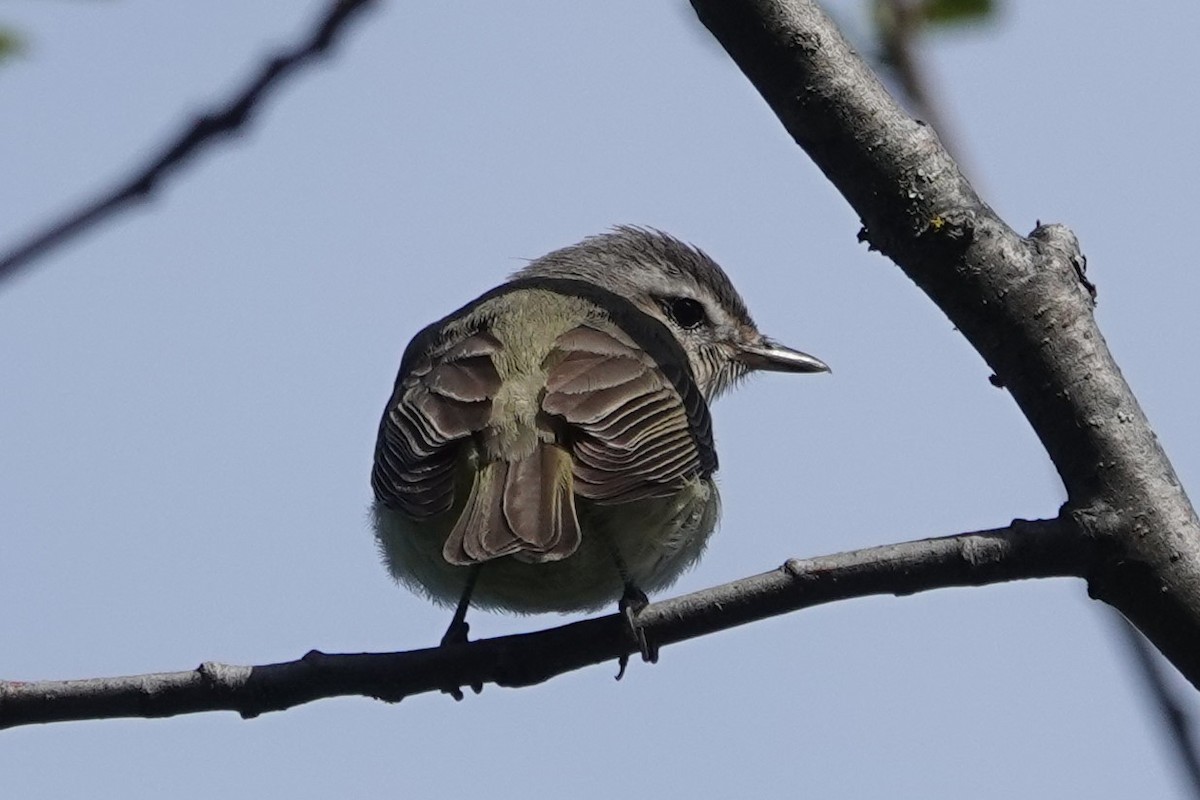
[{"left": 442, "top": 443, "right": 582, "bottom": 565}]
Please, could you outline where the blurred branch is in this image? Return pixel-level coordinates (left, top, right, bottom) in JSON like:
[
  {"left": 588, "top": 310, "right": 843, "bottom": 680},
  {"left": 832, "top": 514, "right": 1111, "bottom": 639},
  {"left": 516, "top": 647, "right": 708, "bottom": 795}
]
[
  {"left": 0, "top": 519, "right": 1084, "bottom": 728},
  {"left": 688, "top": 0, "right": 1200, "bottom": 690},
  {"left": 873, "top": 0, "right": 960, "bottom": 156},
  {"left": 0, "top": 0, "right": 378, "bottom": 286},
  {"left": 1115, "top": 615, "right": 1200, "bottom": 794}
]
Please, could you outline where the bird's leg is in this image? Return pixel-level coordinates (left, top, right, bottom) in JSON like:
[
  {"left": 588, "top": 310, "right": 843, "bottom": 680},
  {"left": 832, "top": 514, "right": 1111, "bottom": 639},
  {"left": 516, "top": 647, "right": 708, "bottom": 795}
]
[
  {"left": 619, "top": 582, "right": 657, "bottom": 668},
  {"left": 441, "top": 564, "right": 481, "bottom": 647},
  {"left": 608, "top": 546, "right": 658, "bottom": 679},
  {"left": 440, "top": 564, "right": 482, "bottom": 701}
]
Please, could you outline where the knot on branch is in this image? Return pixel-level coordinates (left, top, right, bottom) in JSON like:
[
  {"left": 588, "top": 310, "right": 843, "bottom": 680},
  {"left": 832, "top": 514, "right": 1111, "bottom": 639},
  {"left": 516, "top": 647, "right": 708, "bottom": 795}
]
[{"left": 1029, "top": 222, "right": 1094, "bottom": 302}]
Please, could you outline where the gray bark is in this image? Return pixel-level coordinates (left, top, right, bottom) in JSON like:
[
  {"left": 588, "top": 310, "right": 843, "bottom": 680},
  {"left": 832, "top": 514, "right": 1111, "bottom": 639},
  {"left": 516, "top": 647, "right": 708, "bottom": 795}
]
[{"left": 690, "top": 0, "right": 1200, "bottom": 686}]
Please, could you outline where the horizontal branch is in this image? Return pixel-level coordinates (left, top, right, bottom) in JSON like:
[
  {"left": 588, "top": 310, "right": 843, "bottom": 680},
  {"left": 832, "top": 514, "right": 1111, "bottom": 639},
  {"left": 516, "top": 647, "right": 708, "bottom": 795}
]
[
  {"left": 0, "top": 518, "right": 1084, "bottom": 729},
  {"left": 0, "top": 0, "right": 378, "bottom": 285}
]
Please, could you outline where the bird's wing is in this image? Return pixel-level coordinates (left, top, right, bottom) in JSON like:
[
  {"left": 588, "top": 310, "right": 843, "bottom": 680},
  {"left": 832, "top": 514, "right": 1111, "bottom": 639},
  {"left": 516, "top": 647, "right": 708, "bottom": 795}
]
[
  {"left": 371, "top": 330, "right": 502, "bottom": 520},
  {"left": 542, "top": 320, "right": 711, "bottom": 504}
]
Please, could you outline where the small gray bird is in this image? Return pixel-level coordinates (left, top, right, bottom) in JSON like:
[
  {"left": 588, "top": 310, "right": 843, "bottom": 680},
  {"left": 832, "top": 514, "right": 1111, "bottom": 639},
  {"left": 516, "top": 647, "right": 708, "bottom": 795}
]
[{"left": 371, "top": 227, "right": 827, "bottom": 644}]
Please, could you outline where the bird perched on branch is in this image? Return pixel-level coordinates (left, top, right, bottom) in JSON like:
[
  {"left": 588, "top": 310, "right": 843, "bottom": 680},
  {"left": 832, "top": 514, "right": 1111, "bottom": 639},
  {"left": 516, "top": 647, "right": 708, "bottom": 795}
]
[{"left": 370, "top": 227, "right": 827, "bottom": 652}]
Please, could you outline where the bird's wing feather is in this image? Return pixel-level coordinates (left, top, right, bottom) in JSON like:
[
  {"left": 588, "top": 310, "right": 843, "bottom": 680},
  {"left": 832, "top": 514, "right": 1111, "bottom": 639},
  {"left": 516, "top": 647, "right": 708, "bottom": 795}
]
[
  {"left": 371, "top": 331, "right": 502, "bottom": 520},
  {"left": 543, "top": 321, "right": 708, "bottom": 504}
]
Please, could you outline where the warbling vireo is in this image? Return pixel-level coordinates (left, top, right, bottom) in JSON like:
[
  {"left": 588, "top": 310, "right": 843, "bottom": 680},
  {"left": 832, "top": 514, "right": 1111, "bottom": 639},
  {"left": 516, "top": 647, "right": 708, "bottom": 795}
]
[{"left": 371, "top": 227, "right": 827, "bottom": 646}]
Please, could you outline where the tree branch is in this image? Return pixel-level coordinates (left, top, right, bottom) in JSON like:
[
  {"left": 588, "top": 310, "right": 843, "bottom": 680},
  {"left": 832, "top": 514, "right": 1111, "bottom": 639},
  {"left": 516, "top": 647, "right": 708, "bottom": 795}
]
[
  {"left": 689, "top": 0, "right": 1200, "bottom": 688},
  {"left": 865, "top": 2, "right": 1200, "bottom": 787},
  {"left": 0, "top": 0, "right": 378, "bottom": 286},
  {"left": 0, "top": 518, "right": 1083, "bottom": 729}
]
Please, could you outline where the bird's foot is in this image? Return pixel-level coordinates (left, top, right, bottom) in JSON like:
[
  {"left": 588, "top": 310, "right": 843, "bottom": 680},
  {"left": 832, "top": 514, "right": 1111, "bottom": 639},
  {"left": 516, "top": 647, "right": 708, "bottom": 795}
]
[
  {"left": 439, "top": 618, "right": 482, "bottom": 700},
  {"left": 616, "top": 584, "right": 658, "bottom": 680}
]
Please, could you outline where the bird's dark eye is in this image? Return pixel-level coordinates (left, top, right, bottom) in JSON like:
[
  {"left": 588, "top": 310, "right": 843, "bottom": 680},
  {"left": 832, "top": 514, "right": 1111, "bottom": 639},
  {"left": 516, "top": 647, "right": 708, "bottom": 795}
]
[{"left": 662, "top": 297, "right": 708, "bottom": 330}]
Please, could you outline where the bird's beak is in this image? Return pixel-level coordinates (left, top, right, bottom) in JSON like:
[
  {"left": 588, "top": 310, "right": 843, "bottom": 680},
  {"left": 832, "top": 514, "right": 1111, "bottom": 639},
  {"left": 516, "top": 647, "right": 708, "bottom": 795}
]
[{"left": 738, "top": 337, "right": 830, "bottom": 374}]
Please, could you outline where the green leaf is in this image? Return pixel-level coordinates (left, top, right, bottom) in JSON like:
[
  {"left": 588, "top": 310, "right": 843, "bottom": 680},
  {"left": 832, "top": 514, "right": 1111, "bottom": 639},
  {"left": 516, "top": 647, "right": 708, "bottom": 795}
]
[{"left": 921, "top": 0, "right": 996, "bottom": 25}]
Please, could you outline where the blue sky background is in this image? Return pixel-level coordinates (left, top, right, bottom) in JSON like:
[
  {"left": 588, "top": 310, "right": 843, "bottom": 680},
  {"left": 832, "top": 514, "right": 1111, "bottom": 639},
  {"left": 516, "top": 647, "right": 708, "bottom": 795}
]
[{"left": 3, "top": 1, "right": 1199, "bottom": 797}]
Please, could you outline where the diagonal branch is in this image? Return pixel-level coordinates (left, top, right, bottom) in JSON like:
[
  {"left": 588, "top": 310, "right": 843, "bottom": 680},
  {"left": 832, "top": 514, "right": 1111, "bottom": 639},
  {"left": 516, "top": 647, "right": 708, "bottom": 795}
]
[
  {"left": 0, "top": 0, "right": 378, "bottom": 286},
  {"left": 868, "top": 1, "right": 1200, "bottom": 786},
  {"left": 689, "top": 0, "right": 1200, "bottom": 688},
  {"left": 0, "top": 518, "right": 1084, "bottom": 729}
]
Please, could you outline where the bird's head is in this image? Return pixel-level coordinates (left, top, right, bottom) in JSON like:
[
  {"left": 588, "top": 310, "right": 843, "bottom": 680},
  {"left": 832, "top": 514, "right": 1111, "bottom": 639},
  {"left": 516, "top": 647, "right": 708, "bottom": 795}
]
[{"left": 513, "top": 226, "right": 829, "bottom": 399}]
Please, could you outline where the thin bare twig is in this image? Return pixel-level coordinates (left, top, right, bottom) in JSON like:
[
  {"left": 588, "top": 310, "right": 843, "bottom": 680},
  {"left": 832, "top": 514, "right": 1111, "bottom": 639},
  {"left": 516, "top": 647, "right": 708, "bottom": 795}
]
[
  {"left": 0, "top": 519, "right": 1085, "bottom": 729},
  {"left": 0, "top": 0, "right": 378, "bottom": 285}
]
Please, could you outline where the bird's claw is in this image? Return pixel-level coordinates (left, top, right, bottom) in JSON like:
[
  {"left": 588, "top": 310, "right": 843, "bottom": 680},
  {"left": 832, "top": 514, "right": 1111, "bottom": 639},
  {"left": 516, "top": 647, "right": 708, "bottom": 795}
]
[
  {"left": 439, "top": 619, "right": 482, "bottom": 699},
  {"left": 615, "top": 585, "right": 657, "bottom": 679}
]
